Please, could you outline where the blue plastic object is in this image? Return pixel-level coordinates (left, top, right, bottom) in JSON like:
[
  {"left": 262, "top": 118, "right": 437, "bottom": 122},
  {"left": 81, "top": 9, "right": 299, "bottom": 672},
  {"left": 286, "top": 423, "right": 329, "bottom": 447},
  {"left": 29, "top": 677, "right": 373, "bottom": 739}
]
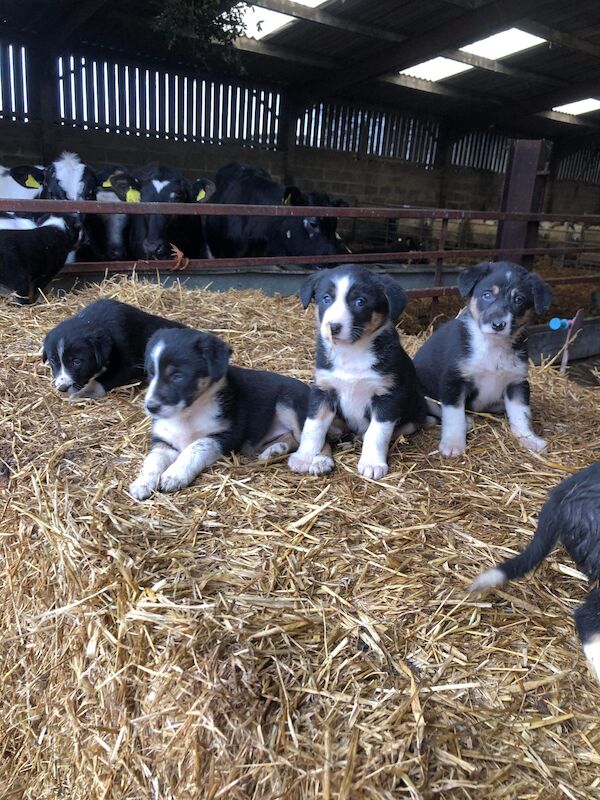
[{"left": 549, "top": 317, "right": 569, "bottom": 330}]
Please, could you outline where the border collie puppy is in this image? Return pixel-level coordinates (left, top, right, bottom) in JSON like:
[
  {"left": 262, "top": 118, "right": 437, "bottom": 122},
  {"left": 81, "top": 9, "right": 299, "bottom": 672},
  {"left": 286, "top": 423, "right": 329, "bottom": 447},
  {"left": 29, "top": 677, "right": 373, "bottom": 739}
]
[
  {"left": 43, "top": 299, "right": 185, "bottom": 399},
  {"left": 470, "top": 461, "right": 600, "bottom": 683},
  {"left": 0, "top": 215, "right": 80, "bottom": 305},
  {"left": 129, "top": 328, "right": 310, "bottom": 500},
  {"left": 288, "top": 265, "right": 427, "bottom": 479},
  {"left": 413, "top": 261, "right": 552, "bottom": 457}
]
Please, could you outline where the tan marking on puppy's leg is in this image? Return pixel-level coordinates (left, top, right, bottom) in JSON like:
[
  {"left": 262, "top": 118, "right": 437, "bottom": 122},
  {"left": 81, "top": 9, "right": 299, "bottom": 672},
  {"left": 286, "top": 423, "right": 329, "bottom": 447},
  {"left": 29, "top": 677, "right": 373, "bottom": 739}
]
[{"left": 258, "top": 431, "right": 297, "bottom": 461}]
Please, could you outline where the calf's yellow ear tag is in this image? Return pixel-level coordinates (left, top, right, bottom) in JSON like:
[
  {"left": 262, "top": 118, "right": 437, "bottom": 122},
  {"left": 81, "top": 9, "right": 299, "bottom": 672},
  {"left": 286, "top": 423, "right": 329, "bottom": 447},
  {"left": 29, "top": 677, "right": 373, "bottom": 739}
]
[
  {"left": 196, "top": 188, "right": 206, "bottom": 201},
  {"left": 26, "top": 174, "right": 41, "bottom": 188},
  {"left": 126, "top": 188, "right": 141, "bottom": 203},
  {"left": 102, "top": 179, "right": 113, "bottom": 188}
]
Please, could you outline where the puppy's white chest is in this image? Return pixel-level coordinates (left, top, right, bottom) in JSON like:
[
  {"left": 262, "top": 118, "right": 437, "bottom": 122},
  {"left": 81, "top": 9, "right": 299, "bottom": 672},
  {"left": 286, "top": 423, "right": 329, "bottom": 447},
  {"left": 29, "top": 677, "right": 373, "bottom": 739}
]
[
  {"left": 464, "top": 334, "right": 526, "bottom": 411},
  {"left": 154, "top": 396, "right": 226, "bottom": 451},
  {"left": 316, "top": 345, "right": 390, "bottom": 435}
]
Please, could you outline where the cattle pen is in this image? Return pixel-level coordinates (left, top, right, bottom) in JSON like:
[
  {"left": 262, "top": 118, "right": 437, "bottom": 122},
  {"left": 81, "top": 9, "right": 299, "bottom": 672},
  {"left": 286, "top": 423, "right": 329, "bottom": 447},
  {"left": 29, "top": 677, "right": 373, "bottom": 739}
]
[{"left": 3, "top": 0, "right": 600, "bottom": 798}]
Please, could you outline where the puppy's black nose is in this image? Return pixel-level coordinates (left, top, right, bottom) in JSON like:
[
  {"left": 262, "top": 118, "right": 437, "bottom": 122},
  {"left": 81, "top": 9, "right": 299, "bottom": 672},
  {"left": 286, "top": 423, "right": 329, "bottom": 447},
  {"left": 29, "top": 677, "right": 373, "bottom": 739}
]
[
  {"left": 492, "top": 320, "right": 506, "bottom": 331},
  {"left": 145, "top": 399, "right": 161, "bottom": 415},
  {"left": 57, "top": 384, "right": 70, "bottom": 393},
  {"left": 329, "top": 323, "right": 342, "bottom": 336}
]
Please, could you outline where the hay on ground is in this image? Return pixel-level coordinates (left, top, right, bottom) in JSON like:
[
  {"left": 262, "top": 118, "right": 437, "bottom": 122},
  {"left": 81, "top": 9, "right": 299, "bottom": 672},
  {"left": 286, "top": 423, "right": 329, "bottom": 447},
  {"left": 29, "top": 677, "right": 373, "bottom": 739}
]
[{"left": 1, "top": 275, "right": 599, "bottom": 800}]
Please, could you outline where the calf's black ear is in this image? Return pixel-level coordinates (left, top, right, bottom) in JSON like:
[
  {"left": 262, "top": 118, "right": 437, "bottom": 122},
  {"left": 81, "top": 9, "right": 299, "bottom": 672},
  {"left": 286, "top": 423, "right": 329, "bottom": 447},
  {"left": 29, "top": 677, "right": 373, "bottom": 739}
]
[
  {"left": 377, "top": 274, "right": 407, "bottom": 322},
  {"left": 198, "top": 333, "right": 232, "bottom": 381},
  {"left": 299, "top": 272, "right": 323, "bottom": 309},
  {"left": 283, "top": 186, "right": 305, "bottom": 206},
  {"left": 458, "top": 262, "right": 492, "bottom": 297},
  {"left": 529, "top": 273, "right": 553, "bottom": 314}
]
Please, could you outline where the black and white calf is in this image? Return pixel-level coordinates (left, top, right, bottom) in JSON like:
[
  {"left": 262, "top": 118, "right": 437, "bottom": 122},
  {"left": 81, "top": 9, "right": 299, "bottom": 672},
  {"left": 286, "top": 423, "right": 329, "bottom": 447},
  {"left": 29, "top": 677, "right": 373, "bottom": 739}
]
[
  {"left": 43, "top": 299, "right": 185, "bottom": 399},
  {"left": 0, "top": 215, "right": 80, "bottom": 304},
  {"left": 470, "top": 461, "right": 600, "bottom": 683},
  {"left": 0, "top": 164, "right": 45, "bottom": 199},
  {"left": 129, "top": 328, "right": 310, "bottom": 500},
  {"left": 41, "top": 152, "right": 97, "bottom": 201},
  {"left": 413, "top": 261, "right": 552, "bottom": 457},
  {"left": 288, "top": 265, "right": 427, "bottom": 479}
]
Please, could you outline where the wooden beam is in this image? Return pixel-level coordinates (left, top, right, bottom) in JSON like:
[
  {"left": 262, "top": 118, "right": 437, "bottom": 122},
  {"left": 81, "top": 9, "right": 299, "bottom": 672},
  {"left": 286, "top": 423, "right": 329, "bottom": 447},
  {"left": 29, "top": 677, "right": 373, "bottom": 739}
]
[
  {"left": 440, "top": 47, "right": 567, "bottom": 87},
  {"left": 234, "top": 36, "right": 337, "bottom": 69},
  {"left": 381, "top": 74, "right": 503, "bottom": 105},
  {"left": 537, "top": 110, "right": 600, "bottom": 129},
  {"left": 299, "top": 0, "right": 556, "bottom": 102},
  {"left": 520, "top": 20, "right": 600, "bottom": 60},
  {"left": 251, "top": 0, "right": 407, "bottom": 43}
]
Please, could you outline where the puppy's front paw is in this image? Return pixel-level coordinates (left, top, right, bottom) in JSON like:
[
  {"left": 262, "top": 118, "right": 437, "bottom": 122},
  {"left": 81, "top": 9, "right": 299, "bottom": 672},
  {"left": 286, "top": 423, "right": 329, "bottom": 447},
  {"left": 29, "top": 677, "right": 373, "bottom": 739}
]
[
  {"left": 159, "top": 466, "right": 191, "bottom": 493},
  {"left": 69, "top": 379, "right": 106, "bottom": 400},
  {"left": 309, "top": 454, "right": 334, "bottom": 475},
  {"left": 358, "top": 461, "right": 388, "bottom": 480},
  {"left": 519, "top": 434, "right": 547, "bottom": 453},
  {"left": 129, "top": 476, "right": 156, "bottom": 501},
  {"left": 439, "top": 437, "right": 466, "bottom": 457},
  {"left": 258, "top": 441, "right": 290, "bottom": 461},
  {"left": 288, "top": 451, "right": 315, "bottom": 473}
]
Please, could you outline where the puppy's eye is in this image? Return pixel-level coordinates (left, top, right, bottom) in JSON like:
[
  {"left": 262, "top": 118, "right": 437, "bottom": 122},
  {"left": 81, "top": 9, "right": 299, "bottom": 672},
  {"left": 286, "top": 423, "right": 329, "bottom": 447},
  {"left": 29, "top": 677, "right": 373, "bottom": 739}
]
[
  {"left": 172, "top": 372, "right": 184, "bottom": 383},
  {"left": 72, "top": 358, "right": 82, "bottom": 367},
  {"left": 322, "top": 294, "right": 333, "bottom": 305},
  {"left": 354, "top": 297, "right": 366, "bottom": 308},
  {"left": 481, "top": 291, "right": 493, "bottom": 301},
  {"left": 513, "top": 295, "right": 525, "bottom": 306}
]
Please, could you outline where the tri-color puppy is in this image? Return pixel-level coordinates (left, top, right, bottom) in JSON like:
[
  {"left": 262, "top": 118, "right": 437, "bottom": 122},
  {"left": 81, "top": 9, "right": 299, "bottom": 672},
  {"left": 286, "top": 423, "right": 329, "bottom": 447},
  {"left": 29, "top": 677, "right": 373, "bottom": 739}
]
[
  {"left": 470, "top": 460, "right": 600, "bottom": 684},
  {"left": 288, "top": 265, "right": 427, "bottom": 479},
  {"left": 413, "top": 261, "right": 552, "bottom": 457},
  {"left": 129, "top": 328, "right": 310, "bottom": 500},
  {"left": 43, "top": 299, "right": 184, "bottom": 399}
]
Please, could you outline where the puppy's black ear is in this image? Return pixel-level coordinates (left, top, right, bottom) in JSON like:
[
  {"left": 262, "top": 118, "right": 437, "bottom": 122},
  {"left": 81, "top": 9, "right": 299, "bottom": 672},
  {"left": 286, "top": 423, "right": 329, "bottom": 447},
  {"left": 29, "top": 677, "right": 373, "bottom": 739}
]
[
  {"left": 458, "top": 262, "right": 492, "bottom": 297},
  {"left": 378, "top": 275, "right": 408, "bottom": 322},
  {"left": 200, "top": 333, "right": 231, "bottom": 381},
  {"left": 529, "top": 273, "right": 553, "bottom": 314},
  {"left": 299, "top": 272, "right": 322, "bottom": 309},
  {"left": 92, "top": 333, "right": 112, "bottom": 368},
  {"left": 41, "top": 345, "right": 48, "bottom": 363}
]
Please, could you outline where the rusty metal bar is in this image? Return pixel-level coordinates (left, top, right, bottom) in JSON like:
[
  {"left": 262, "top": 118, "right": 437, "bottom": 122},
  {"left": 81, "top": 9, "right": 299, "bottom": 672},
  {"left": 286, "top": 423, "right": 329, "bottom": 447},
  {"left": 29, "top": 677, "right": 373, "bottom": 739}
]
[
  {"left": 59, "top": 245, "right": 600, "bottom": 273},
  {"left": 384, "top": 273, "right": 600, "bottom": 300},
  {"left": 6, "top": 198, "right": 600, "bottom": 225}
]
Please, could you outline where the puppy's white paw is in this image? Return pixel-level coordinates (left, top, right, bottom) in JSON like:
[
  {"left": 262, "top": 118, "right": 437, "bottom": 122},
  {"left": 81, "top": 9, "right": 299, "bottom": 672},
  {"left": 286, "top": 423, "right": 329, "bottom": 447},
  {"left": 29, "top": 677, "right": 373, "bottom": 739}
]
[
  {"left": 357, "top": 460, "right": 388, "bottom": 480},
  {"left": 159, "top": 466, "right": 192, "bottom": 493},
  {"left": 439, "top": 438, "right": 466, "bottom": 457},
  {"left": 288, "top": 452, "right": 315, "bottom": 473},
  {"left": 309, "top": 454, "right": 334, "bottom": 476},
  {"left": 519, "top": 434, "right": 547, "bottom": 453},
  {"left": 69, "top": 379, "right": 106, "bottom": 400},
  {"left": 129, "top": 476, "right": 156, "bottom": 501},
  {"left": 258, "top": 441, "right": 290, "bottom": 461},
  {"left": 583, "top": 638, "right": 600, "bottom": 684}
]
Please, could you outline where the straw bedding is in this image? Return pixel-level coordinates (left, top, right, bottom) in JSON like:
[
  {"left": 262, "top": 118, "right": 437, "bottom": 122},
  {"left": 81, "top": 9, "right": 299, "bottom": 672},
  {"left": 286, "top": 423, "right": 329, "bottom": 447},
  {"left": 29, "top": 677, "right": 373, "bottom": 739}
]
[{"left": 1, "top": 276, "right": 600, "bottom": 800}]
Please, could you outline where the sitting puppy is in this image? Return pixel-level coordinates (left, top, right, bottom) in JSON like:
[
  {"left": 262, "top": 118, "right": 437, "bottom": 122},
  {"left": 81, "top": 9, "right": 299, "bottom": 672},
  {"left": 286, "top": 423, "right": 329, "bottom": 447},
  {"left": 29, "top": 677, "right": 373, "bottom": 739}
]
[
  {"left": 288, "top": 265, "right": 427, "bottom": 479},
  {"left": 413, "top": 261, "right": 552, "bottom": 457},
  {"left": 470, "top": 461, "right": 600, "bottom": 683},
  {"left": 0, "top": 215, "right": 80, "bottom": 304},
  {"left": 129, "top": 328, "right": 310, "bottom": 500},
  {"left": 43, "top": 299, "right": 184, "bottom": 399}
]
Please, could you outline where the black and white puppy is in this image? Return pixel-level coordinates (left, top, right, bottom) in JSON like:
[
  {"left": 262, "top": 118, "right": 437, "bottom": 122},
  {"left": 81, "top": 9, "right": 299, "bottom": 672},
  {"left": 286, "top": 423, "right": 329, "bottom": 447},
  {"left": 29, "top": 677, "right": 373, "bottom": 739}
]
[
  {"left": 129, "top": 328, "right": 310, "bottom": 500},
  {"left": 43, "top": 299, "right": 185, "bottom": 399},
  {"left": 470, "top": 460, "right": 600, "bottom": 683},
  {"left": 413, "top": 261, "right": 552, "bottom": 457},
  {"left": 288, "top": 265, "right": 427, "bottom": 479}
]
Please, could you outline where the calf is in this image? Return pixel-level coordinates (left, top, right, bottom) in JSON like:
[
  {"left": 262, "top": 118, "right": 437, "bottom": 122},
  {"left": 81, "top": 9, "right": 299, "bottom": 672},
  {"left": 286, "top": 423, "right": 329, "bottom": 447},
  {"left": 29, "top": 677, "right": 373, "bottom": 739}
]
[
  {"left": 470, "top": 461, "right": 600, "bottom": 684},
  {"left": 128, "top": 166, "right": 212, "bottom": 260},
  {"left": 205, "top": 162, "right": 345, "bottom": 262},
  {"left": 0, "top": 215, "right": 80, "bottom": 304},
  {"left": 41, "top": 152, "right": 97, "bottom": 201},
  {"left": 0, "top": 164, "right": 45, "bottom": 199}
]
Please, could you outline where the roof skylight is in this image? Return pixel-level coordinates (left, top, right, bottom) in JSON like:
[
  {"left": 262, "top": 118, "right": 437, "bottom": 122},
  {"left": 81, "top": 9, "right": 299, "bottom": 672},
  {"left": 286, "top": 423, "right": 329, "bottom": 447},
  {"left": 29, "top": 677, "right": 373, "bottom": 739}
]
[
  {"left": 399, "top": 27, "right": 546, "bottom": 83},
  {"left": 241, "top": 0, "right": 329, "bottom": 40},
  {"left": 552, "top": 98, "right": 600, "bottom": 116}
]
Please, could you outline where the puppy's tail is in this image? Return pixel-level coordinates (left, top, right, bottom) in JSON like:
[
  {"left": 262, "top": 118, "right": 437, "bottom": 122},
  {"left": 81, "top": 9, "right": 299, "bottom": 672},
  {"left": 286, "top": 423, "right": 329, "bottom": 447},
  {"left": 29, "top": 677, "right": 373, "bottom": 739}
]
[{"left": 469, "top": 505, "right": 559, "bottom": 593}]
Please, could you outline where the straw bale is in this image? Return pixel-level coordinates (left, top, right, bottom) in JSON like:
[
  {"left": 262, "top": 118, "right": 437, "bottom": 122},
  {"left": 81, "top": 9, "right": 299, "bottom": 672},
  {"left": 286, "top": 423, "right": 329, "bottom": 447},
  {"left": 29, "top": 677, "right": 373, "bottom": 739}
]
[{"left": 1, "top": 275, "right": 599, "bottom": 800}]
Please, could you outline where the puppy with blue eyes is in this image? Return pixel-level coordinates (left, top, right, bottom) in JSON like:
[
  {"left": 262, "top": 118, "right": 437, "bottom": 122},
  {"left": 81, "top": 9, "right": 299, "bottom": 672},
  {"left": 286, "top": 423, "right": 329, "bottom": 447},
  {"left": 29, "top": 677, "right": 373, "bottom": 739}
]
[
  {"left": 129, "top": 327, "right": 311, "bottom": 500},
  {"left": 288, "top": 264, "right": 427, "bottom": 480},
  {"left": 413, "top": 261, "right": 552, "bottom": 457}
]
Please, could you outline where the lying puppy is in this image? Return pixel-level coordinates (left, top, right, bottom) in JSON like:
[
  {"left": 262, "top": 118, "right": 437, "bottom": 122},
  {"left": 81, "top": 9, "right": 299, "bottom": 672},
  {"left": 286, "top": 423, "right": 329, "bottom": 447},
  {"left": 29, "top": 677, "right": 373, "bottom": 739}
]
[
  {"left": 413, "top": 261, "right": 552, "bottom": 457},
  {"left": 0, "top": 215, "right": 80, "bottom": 304},
  {"left": 43, "top": 299, "right": 184, "bottom": 399},
  {"left": 288, "top": 264, "right": 427, "bottom": 479},
  {"left": 129, "top": 328, "right": 310, "bottom": 500},
  {"left": 470, "top": 461, "right": 600, "bottom": 684}
]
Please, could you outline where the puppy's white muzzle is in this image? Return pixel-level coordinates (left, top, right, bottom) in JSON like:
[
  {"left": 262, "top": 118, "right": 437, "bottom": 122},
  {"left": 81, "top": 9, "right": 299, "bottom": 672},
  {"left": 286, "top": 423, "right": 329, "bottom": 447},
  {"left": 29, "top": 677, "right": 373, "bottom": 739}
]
[
  {"left": 480, "top": 314, "right": 512, "bottom": 337},
  {"left": 53, "top": 369, "right": 74, "bottom": 392}
]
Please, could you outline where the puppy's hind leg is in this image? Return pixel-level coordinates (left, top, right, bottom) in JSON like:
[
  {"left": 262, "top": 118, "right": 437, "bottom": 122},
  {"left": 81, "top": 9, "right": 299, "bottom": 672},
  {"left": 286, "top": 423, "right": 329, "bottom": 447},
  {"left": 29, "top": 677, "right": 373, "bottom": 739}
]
[
  {"left": 258, "top": 431, "right": 297, "bottom": 461},
  {"left": 574, "top": 588, "right": 600, "bottom": 684}
]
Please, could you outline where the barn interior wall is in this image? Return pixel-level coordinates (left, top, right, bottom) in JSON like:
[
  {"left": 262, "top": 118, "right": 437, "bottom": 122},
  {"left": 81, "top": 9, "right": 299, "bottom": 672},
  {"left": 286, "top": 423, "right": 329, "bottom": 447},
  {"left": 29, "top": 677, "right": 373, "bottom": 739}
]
[{"left": 1, "top": 118, "right": 598, "bottom": 216}]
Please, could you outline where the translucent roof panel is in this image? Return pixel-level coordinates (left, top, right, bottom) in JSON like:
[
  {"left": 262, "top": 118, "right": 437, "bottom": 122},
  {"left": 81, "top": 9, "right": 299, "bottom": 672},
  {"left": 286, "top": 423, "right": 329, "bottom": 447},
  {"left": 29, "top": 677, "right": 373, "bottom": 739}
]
[
  {"left": 241, "top": 0, "right": 329, "bottom": 40},
  {"left": 461, "top": 28, "right": 546, "bottom": 59},
  {"left": 400, "top": 57, "right": 472, "bottom": 82},
  {"left": 552, "top": 98, "right": 600, "bottom": 115}
]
